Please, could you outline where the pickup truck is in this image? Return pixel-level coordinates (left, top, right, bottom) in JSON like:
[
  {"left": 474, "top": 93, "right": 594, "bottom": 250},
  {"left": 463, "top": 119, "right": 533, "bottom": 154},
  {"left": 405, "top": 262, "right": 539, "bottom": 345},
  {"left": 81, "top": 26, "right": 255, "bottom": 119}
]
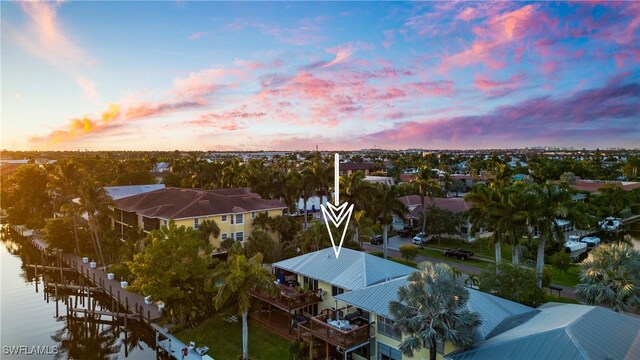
[{"left": 444, "top": 248, "right": 474, "bottom": 260}]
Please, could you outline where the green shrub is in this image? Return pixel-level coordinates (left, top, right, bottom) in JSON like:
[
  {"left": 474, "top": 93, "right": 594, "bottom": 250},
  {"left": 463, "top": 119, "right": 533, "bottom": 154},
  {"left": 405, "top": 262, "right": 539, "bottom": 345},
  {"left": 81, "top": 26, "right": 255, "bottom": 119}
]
[
  {"left": 108, "top": 263, "right": 132, "bottom": 282},
  {"left": 399, "top": 244, "right": 419, "bottom": 262},
  {"left": 369, "top": 251, "right": 384, "bottom": 258}
]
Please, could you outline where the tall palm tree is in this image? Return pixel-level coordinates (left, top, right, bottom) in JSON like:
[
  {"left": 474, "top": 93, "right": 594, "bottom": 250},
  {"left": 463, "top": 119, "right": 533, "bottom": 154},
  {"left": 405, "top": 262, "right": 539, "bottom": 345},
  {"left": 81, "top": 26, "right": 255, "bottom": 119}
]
[
  {"left": 410, "top": 167, "right": 441, "bottom": 236},
  {"left": 77, "top": 181, "right": 114, "bottom": 268},
  {"left": 48, "top": 160, "right": 83, "bottom": 253},
  {"left": 465, "top": 184, "right": 504, "bottom": 264},
  {"left": 371, "top": 185, "right": 406, "bottom": 259},
  {"left": 282, "top": 169, "right": 302, "bottom": 214},
  {"left": 576, "top": 243, "right": 640, "bottom": 312},
  {"left": 299, "top": 171, "right": 316, "bottom": 230},
  {"left": 529, "top": 182, "right": 572, "bottom": 288},
  {"left": 209, "top": 254, "right": 278, "bottom": 360},
  {"left": 389, "top": 262, "right": 482, "bottom": 360}
]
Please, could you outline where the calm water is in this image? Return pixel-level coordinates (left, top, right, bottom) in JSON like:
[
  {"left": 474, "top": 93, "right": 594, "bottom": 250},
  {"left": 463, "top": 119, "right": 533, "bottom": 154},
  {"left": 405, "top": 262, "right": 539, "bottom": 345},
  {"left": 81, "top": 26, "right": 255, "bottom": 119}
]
[{"left": 0, "top": 227, "right": 156, "bottom": 359}]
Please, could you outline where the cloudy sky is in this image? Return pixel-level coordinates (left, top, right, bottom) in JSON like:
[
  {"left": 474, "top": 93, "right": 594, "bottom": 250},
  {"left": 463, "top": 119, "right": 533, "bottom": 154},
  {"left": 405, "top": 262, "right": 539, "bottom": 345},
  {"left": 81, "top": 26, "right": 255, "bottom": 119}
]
[{"left": 2, "top": 1, "right": 638, "bottom": 151}]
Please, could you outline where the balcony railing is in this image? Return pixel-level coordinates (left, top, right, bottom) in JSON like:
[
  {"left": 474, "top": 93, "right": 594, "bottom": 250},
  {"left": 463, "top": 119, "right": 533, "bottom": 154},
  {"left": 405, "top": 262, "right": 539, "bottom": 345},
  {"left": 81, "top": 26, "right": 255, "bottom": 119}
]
[
  {"left": 297, "top": 309, "right": 370, "bottom": 349},
  {"left": 250, "top": 284, "right": 323, "bottom": 311}
]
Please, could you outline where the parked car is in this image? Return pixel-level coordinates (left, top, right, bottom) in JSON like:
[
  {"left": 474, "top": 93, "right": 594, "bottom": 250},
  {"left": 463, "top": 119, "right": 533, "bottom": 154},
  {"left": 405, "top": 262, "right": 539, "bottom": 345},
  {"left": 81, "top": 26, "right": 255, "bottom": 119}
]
[
  {"left": 398, "top": 226, "right": 417, "bottom": 238},
  {"left": 412, "top": 232, "right": 427, "bottom": 245},
  {"left": 444, "top": 248, "right": 474, "bottom": 260},
  {"left": 370, "top": 235, "right": 383, "bottom": 245}
]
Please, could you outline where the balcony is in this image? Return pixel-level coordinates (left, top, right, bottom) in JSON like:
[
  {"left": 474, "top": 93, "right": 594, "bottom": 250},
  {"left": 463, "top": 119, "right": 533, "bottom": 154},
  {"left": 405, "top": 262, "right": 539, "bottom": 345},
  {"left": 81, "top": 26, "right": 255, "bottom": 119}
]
[
  {"left": 298, "top": 309, "right": 370, "bottom": 349},
  {"left": 250, "top": 284, "right": 323, "bottom": 312}
]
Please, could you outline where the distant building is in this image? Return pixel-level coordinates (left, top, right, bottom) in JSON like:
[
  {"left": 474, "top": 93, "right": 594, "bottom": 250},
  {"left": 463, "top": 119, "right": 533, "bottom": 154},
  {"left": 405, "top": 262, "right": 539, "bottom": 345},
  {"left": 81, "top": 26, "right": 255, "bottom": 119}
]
[
  {"left": 363, "top": 176, "right": 394, "bottom": 186},
  {"left": 339, "top": 162, "right": 377, "bottom": 176},
  {"left": 398, "top": 195, "right": 483, "bottom": 242},
  {"left": 112, "top": 187, "right": 286, "bottom": 247}
]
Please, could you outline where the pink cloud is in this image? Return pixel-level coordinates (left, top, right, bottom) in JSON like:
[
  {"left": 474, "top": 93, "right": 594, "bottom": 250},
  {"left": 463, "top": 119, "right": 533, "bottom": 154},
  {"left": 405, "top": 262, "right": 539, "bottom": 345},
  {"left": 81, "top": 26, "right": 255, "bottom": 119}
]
[
  {"left": 187, "top": 31, "right": 207, "bottom": 40},
  {"left": 323, "top": 44, "right": 356, "bottom": 68},
  {"left": 474, "top": 73, "right": 525, "bottom": 96},
  {"left": 361, "top": 77, "right": 640, "bottom": 148},
  {"left": 440, "top": 4, "right": 552, "bottom": 72},
  {"left": 75, "top": 75, "right": 98, "bottom": 101},
  {"left": 172, "top": 68, "right": 242, "bottom": 100},
  {"left": 7, "top": 1, "right": 94, "bottom": 68}
]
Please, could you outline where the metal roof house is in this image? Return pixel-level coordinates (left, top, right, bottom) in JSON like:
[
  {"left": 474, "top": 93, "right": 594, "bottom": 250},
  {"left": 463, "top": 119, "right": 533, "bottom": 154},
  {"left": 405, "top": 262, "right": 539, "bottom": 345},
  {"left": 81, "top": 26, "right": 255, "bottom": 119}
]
[
  {"left": 334, "top": 275, "right": 540, "bottom": 359},
  {"left": 446, "top": 303, "right": 640, "bottom": 360},
  {"left": 250, "top": 248, "right": 415, "bottom": 360}
]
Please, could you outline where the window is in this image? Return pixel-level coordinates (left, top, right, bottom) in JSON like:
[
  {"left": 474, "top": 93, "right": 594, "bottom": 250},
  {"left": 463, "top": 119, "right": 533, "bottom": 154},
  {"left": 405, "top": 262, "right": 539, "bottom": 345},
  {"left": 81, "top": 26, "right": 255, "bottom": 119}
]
[
  {"left": 221, "top": 233, "right": 227, "bottom": 241},
  {"left": 377, "top": 315, "right": 400, "bottom": 340},
  {"left": 251, "top": 212, "right": 256, "bottom": 219},
  {"left": 331, "top": 285, "right": 344, "bottom": 296},
  {"left": 235, "top": 231, "right": 244, "bottom": 241},
  {"left": 235, "top": 214, "right": 244, "bottom": 224},
  {"left": 194, "top": 218, "right": 199, "bottom": 229},
  {"left": 143, "top": 217, "right": 159, "bottom": 232},
  {"left": 377, "top": 342, "right": 401, "bottom": 360},
  {"left": 303, "top": 276, "right": 318, "bottom": 291},
  {"left": 163, "top": 219, "right": 168, "bottom": 226},
  {"left": 221, "top": 215, "right": 227, "bottom": 222}
]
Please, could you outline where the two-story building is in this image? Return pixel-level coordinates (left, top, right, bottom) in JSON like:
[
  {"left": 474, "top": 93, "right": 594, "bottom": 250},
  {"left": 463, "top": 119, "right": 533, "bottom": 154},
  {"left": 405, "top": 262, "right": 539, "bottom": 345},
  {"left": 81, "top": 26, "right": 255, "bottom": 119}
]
[
  {"left": 258, "top": 248, "right": 640, "bottom": 360},
  {"left": 111, "top": 187, "right": 287, "bottom": 246}
]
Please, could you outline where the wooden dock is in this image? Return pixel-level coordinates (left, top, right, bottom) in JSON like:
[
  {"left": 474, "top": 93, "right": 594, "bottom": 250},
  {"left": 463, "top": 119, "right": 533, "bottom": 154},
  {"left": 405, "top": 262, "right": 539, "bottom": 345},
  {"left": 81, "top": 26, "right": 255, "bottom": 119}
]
[
  {"left": 25, "top": 233, "right": 216, "bottom": 359},
  {"left": 29, "top": 237, "right": 162, "bottom": 322}
]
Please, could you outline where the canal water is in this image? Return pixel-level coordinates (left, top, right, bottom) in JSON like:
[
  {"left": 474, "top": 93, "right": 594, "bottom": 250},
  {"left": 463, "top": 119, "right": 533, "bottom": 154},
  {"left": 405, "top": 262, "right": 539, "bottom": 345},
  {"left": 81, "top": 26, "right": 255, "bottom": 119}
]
[{"left": 0, "top": 228, "right": 156, "bottom": 359}]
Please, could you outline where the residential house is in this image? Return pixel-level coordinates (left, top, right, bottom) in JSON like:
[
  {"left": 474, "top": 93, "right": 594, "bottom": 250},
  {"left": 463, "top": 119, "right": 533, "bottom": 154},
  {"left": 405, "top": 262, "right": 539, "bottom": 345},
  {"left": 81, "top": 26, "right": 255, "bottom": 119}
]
[
  {"left": 111, "top": 187, "right": 287, "bottom": 246},
  {"left": 252, "top": 248, "right": 621, "bottom": 360},
  {"left": 445, "top": 303, "right": 640, "bottom": 360},
  {"left": 397, "top": 195, "right": 482, "bottom": 242},
  {"left": 250, "top": 248, "right": 416, "bottom": 359},
  {"left": 339, "top": 162, "right": 378, "bottom": 176},
  {"left": 335, "top": 273, "right": 539, "bottom": 360}
]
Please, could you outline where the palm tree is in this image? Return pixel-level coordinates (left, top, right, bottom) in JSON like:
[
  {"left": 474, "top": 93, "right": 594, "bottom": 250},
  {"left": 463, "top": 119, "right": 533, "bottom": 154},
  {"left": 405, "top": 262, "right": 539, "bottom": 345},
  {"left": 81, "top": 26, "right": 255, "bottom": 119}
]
[
  {"left": 77, "top": 181, "right": 114, "bottom": 268},
  {"left": 389, "top": 262, "right": 482, "bottom": 360},
  {"left": 465, "top": 184, "right": 504, "bottom": 264},
  {"left": 529, "top": 182, "right": 572, "bottom": 288},
  {"left": 410, "top": 167, "right": 441, "bottom": 236},
  {"left": 371, "top": 185, "right": 406, "bottom": 259},
  {"left": 198, "top": 219, "right": 220, "bottom": 247},
  {"left": 48, "top": 160, "right": 83, "bottom": 253},
  {"left": 464, "top": 274, "right": 479, "bottom": 288},
  {"left": 576, "top": 243, "right": 640, "bottom": 312},
  {"left": 209, "top": 254, "right": 278, "bottom": 360}
]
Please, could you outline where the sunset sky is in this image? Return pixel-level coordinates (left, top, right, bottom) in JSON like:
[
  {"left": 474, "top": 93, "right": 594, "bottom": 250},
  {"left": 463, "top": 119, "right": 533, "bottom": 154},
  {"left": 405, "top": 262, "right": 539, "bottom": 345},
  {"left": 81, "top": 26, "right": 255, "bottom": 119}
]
[{"left": 1, "top": 1, "right": 638, "bottom": 151}]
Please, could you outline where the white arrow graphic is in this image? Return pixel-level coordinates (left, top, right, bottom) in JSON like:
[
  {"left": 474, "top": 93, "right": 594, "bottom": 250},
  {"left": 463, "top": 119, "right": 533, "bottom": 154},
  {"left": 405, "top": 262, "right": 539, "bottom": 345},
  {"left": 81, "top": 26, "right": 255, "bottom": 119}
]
[{"left": 321, "top": 153, "right": 354, "bottom": 259}]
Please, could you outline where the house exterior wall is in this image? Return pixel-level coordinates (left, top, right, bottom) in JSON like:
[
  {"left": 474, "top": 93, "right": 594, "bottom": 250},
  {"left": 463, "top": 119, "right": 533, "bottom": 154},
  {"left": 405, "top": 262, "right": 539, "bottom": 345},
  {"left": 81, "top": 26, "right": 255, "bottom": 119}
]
[{"left": 113, "top": 208, "right": 284, "bottom": 247}]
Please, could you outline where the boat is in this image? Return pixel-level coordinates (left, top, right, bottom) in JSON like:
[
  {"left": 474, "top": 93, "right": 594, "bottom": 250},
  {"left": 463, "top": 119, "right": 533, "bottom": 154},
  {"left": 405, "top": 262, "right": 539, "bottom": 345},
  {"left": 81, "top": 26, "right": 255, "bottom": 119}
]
[
  {"left": 563, "top": 241, "right": 587, "bottom": 253},
  {"left": 579, "top": 236, "right": 601, "bottom": 248},
  {"left": 599, "top": 217, "right": 621, "bottom": 232}
]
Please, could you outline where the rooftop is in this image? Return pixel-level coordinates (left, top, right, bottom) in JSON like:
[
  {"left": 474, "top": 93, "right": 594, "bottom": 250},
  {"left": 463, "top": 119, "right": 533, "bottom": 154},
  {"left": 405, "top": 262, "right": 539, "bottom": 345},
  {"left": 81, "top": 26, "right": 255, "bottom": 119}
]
[
  {"left": 104, "top": 184, "right": 165, "bottom": 200},
  {"left": 114, "top": 187, "right": 286, "bottom": 219},
  {"left": 335, "top": 276, "right": 539, "bottom": 343},
  {"left": 272, "top": 248, "right": 414, "bottom": 291},
  {"left": 446, "top": 303, "right": 640, "bottom": 360}
]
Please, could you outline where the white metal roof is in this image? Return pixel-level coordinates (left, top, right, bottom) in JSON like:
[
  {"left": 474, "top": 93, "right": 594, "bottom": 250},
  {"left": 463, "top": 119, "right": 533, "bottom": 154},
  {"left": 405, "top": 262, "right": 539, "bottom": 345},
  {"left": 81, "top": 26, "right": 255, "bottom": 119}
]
[
  {"left": 335, "top": 276, "right": 538, "bottom": 342},
  {"left": 272, "top": 248, "right": 414, "bottom": 291},
  {"left": 104, "top": 184, "right": 166, "bottom": 200}
]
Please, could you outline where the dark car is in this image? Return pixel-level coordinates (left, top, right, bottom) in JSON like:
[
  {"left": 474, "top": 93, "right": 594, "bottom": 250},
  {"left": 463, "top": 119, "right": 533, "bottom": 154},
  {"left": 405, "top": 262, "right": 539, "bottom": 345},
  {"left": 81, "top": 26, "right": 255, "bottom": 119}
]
[
  {"left": 398, "top": 227, "right": 416, "bottom": 238},
  {"left": 444, "top": 248, "right": 474, "bottom": 260},
  {"left": 370, "top": 235, "right": 383, "bottom": 245}
]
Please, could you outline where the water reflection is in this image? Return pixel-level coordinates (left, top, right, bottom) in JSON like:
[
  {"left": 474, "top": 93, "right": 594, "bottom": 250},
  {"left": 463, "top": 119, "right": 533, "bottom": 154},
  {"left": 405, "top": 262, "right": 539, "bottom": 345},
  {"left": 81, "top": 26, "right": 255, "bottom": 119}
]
[{"left": 0, "top": 227, "right": 156, "bottom": 360}]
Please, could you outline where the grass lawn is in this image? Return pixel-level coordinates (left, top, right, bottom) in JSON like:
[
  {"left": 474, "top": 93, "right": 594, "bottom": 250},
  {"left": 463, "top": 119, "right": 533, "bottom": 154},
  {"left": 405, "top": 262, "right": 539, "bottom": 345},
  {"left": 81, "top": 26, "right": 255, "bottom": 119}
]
[
  {"left": 544, "top": 294, "right": 580, "bottom": 304},
  {"left": 173, "top": 315, "right": 290, "bottom": 360},
  {"left": 426, "top": 237, "right": 513, "bottom": 263},
  {"left": 546, "top": 264, "right": 581, "bottom": 287}
]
